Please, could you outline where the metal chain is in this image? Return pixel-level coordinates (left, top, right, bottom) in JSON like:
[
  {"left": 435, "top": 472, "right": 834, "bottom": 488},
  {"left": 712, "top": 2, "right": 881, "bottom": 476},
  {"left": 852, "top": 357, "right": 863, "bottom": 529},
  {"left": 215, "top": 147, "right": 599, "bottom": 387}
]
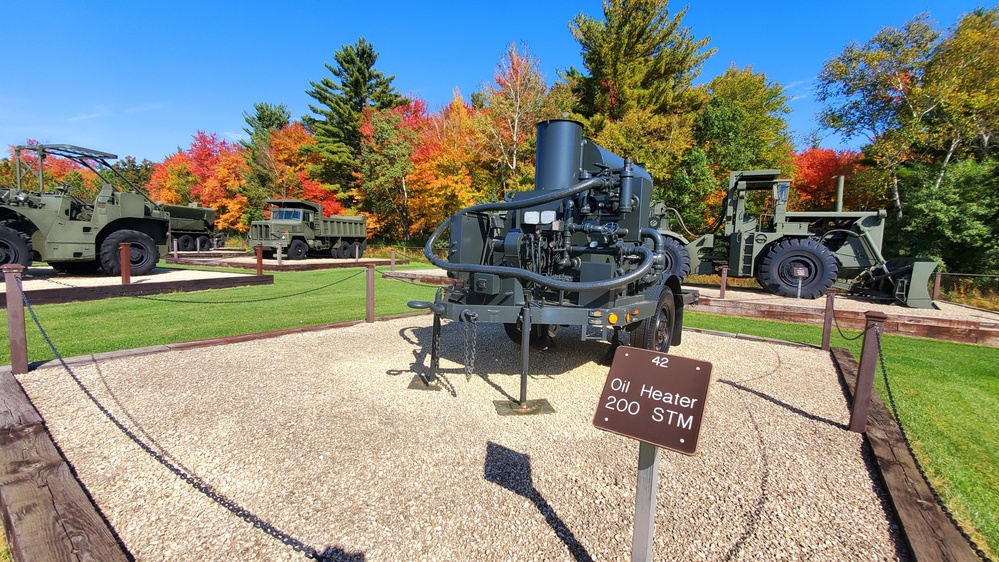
[
  {"left": 27, "top": 269, "right": 364, "bottom": 304},
  {"left": 461, "top": 309, "right": 478, "bottom": 380},
  {"left": 833, "top": 314, "right": 869, "bottom": 341},
  {"left": 14, "top": 278, "right": 333, "bottom": 560},
  {"left": 875, "top": 327, "right": 993, "bottom": 561}
]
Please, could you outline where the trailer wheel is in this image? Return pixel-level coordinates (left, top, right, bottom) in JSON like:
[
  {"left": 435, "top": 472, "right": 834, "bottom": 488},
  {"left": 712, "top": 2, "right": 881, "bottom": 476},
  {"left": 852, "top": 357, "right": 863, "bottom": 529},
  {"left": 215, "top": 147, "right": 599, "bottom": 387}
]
[
  {"left": 177, "top": 235, "right": 195, "bottom": 251},
  {"left": 757, "top": 238, "right": 838, "bottom": 299},
  {"left": 0, "top": 225, "right": 32, "bottom": 267},
  {"left": 288, "top": 240, "right": 309, "bottom": 260},
  {"left": 197, "top": 235, "right": 212, "bottom": 251},
  {"left": 503, "top": 322, "right": 560, "bottom": 348},
  {"left": 100, "top": 230, "right": 159, "bottom": 276},
  {"left": 662, "top": 236, "right": 691, "bottom": 281},
  {"left": 632, "top": 285, "right": 675, "bottom": 353}
]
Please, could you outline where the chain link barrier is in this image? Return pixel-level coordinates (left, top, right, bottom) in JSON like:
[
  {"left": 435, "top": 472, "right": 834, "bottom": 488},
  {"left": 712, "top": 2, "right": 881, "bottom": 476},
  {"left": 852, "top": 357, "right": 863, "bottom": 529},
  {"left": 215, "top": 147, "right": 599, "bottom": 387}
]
[
  {"left": 874, "top": 327, "right": 993, "bottom": 561},
  {"left": 13, "top": 276, "right": 343, "bottom": 561},
  {"left": 31, "top": 269, "right": 364, "bottom": 304},
  {"left": 460, "top": 309, "right": 478, "bottom": 380}
]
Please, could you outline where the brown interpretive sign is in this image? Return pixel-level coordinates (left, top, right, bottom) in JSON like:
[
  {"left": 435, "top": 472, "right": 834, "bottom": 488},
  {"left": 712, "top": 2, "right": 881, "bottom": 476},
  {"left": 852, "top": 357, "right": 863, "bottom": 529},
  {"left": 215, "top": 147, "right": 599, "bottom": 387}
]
[{"left": 593, "top": 346, "right": 712, "bottom": 455}]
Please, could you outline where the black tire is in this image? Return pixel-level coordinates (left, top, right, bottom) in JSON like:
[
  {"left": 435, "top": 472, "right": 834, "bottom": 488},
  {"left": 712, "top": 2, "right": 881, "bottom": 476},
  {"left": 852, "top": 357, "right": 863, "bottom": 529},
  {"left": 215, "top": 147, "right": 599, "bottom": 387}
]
[
  {"left": 632, "top": 285, "right": 676, "bottom": 353},
  {"left": 662, "top": 236, "right": 691, "bottom": 281},
  {"left": 334, "top": 241, "right": 350, "bottom": 259},
  {"left": 757, "top": 238, "right": 838, "bottom": 299},
  {"left": 347, "top": 241, "right": 362, "bottom": 259},
  {"left": 100, "top": 230, "right": 159, "bottom": 276},
  {"left": 0, "top": 225, "right": 32, "bottom": 267},
  {"left": 287, "top": 239, "right": 309, "bottom": 260},
  {"left": 197, "top": 235, "right": 211, "bottom": 250},
  {"left": 503, "top": 322, "right": 560, "bottom": 347},
  {"left": 177, "top": 235, "right": 195, "bottom": 251},
  {"left": 51, "top": 260, "right": 102, "bottom": 275}
]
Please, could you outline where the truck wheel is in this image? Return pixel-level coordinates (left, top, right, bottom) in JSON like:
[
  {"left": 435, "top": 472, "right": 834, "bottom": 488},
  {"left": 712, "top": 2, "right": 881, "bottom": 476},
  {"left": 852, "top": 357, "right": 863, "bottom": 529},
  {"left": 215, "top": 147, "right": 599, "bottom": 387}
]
[
  {"left": 334, "top": 241, "right": 350, "bottom": 259},
  {"left": 197, "top": 235, "right": 212, "bottom": 250},
  {"left": 0, "top": 225, "right": 32, "bottom": 267},
  {"left": 503, "top": 322, "right": 560, "bottom": 347},
  {"left": 662, "top": 236, "right": 691, "bottom": 281},
  {"left": 632, "top": 286, "right": 675, "bottom": 353},
  {"left": 288, "top": 240, "right": 309, "bottom": 260},
  {"left": 757, "top": 238, "right": 838, "bottom": 299},
  {"left": 177, "top": 235, "right": 195, "bottom": 251},
  {"left": 347, "top": 241, "right": 362, "bottom": 259},
  {"left": 100, "top": 230, "right": 159, "bottom": 276}
]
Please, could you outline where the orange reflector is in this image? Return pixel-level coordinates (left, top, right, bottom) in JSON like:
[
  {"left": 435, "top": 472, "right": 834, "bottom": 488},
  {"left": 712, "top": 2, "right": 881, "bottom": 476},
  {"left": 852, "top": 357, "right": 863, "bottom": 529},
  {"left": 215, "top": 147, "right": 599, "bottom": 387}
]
[{"left": 608, "top": 313, "right": 619, "bottom": 324}]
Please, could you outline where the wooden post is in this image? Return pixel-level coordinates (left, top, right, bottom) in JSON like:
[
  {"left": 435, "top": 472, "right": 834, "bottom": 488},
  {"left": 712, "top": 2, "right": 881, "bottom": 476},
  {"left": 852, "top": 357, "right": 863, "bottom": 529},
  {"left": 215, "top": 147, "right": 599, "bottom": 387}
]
[
  {"left": 632, "top": 442, "right": 660, "bottom": 562},
  {"left": 3, "top": 265, "right": 29, "bottom": 375},
  {"left": 390, "top": 248, "right": 396, "bottom": 271},
  {"left": 821, "top": 289, "right": 835, "bottom": 351},
  {"left": 119, "top": 242, "right": 131, "bottom": 285},
  {"left": 932, "top": 272, "right": 942, "bottom": 301},
  {"left": 719, "top": 265, "right": 729, "bottom": 299},
  {"left": 255, "top": 245, "right": 263, "bottom": 276},
  {"left": 365, "top": 264, "right": 375, "bottom": 323},
  {"left": 849, "top": 311, "right": 888, "bottom": 433}
]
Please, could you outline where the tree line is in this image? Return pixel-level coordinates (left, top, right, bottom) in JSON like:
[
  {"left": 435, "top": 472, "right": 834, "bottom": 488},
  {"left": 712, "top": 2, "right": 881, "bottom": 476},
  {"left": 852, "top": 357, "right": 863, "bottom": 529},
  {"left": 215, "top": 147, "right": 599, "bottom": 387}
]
[{"left": 3, "top": 0, "right": 996, "bottom": 274}]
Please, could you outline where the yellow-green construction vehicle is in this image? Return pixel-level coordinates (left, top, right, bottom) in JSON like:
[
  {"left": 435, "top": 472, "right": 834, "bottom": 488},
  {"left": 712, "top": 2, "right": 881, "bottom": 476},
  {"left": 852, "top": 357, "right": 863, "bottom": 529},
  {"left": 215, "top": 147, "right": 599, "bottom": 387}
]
[{"left": 654, "top": 170, "right": 937, "bottom": 308}]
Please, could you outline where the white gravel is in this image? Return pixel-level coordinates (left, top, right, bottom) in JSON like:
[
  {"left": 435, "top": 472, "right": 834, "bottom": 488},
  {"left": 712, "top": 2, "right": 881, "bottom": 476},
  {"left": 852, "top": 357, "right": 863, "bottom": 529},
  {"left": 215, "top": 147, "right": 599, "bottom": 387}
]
[{"left": 16, "top": 316, "right": 905, "bottom": 561}]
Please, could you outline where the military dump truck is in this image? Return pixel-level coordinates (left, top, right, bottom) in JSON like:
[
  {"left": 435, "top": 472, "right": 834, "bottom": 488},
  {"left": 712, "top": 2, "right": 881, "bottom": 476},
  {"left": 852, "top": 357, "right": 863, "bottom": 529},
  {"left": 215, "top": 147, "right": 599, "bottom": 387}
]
[
  {"left": 409, "top": 119, "right": 697, "bottom": 396},
  {"left": 161, "top": 203, "right": 219, "bottom": 251},
  {"left": 653, "top": 170, "right": 936, "bottom": 308},
  {"left": 247, "top": 199, "right": 367, "bottom": 259},
  {"left": 0, "top": 144, "right": 170, "bottom": 275}
]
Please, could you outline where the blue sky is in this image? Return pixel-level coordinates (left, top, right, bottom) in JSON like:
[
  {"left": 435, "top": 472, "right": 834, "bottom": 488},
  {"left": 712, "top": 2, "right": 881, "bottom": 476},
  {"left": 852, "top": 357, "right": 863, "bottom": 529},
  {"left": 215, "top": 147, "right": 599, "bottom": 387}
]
[{"left": 0, "top": 0, "right": 986, "bottom": 163}]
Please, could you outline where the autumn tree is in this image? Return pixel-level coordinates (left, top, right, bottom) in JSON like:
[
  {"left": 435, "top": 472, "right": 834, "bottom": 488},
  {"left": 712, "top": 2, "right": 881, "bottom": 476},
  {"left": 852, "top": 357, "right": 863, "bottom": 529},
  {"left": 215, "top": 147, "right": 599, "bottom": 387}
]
[
  {"left": 269, "top": 122, "right": 344, "bottom": 217},
  {"left": 305, "top": 38, "right": 407, "bottom": 199},
  {"left": 354, "top": 101, "right": 423, "bottom": 240},
  {"left": 792, "top": 148, "right": 861, "bottom": 210},
  {"left": 147, "top": 132, "right": 251, "bottom": 232},
  {"left": 565, "top": 0, "right": 714, "bottom": 183},
  {"left": 240, "top": 102, "right": 291, "bottom": 215},
  {"left": 407, "top": 91, "right": 480, "bottom": 238},
  {"left": 475, "top": 43, "right": 547, "bottom": 199}
]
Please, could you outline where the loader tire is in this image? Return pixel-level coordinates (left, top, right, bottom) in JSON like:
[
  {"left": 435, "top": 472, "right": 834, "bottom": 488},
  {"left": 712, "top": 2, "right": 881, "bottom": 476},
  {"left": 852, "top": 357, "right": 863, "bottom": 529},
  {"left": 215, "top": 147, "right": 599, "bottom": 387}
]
[
  {"left": 632, "top": 285, "right": 676, "bottom": 353},
  {"left": 0, "top": 225, "right": 32, "bottom": 267},
  {"left": 100, "top": 230, "right": 159, "bottom": 276},
  {"left": 757, "top": 238, "right": 838, "bottom": 299},
  {"left": 662, "top": 236, "right": 691, "bottom": 281}
]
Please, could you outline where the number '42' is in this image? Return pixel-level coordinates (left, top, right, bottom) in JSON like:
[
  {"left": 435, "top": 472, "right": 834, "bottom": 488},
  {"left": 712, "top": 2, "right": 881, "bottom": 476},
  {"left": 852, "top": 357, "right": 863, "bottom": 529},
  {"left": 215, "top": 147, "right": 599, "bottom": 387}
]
[{"left": 651, "top": 355, "right": 669, "bottom": 368}]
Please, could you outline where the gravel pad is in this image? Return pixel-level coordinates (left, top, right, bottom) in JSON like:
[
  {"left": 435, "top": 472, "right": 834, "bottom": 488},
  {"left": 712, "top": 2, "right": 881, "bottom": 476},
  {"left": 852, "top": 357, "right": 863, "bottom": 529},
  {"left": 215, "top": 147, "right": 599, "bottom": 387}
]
[{"left": 16, "top": 316, "right": 903, "bottom": 561}]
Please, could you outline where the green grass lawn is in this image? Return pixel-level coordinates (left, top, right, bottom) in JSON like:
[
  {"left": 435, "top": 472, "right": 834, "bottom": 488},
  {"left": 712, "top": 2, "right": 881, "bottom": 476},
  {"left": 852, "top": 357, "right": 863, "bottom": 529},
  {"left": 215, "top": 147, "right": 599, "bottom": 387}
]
[
  {"left": 1, "top": 268, "right": 995, "bottom": 557},
  {"left": 685, "top": 311, "right": 998, "bottom": 558}
]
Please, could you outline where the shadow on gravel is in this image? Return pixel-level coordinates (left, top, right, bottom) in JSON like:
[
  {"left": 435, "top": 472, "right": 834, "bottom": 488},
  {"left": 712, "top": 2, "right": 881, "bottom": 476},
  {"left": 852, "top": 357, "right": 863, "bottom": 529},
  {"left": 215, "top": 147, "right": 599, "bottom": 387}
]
[
  {"left": 484, "top": 442, "right": 594, "bottom": 562},
  {"left": 718, "top": 379, "right": 849, "bottom": 431}
]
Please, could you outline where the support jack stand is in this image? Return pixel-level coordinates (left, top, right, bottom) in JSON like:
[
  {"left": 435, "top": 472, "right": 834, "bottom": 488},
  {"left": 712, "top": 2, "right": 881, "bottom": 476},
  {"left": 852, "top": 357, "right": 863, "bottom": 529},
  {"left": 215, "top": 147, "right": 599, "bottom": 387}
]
[{"left": 493, "top": 303, "right": 555, "bottom": 416}]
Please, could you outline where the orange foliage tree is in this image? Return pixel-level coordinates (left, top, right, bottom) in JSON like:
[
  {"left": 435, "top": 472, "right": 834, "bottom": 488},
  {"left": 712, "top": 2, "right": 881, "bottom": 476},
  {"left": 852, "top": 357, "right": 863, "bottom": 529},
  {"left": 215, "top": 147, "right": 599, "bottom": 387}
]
[
  {"left": 146, "top": 132, "right": 251, "bottom": 232},
  {"left": 792, "top": 148, "right": 860, "bottom": 210},
  {"left": 268, "top": 122, "right": 344, "bottom": 217}
]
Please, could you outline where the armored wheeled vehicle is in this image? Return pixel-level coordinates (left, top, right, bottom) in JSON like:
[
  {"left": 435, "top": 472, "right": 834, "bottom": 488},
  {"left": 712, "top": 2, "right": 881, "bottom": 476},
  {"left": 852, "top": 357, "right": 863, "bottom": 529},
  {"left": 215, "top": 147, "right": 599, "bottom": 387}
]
[
  {"left": 654, "top": 170, "right": 936, "bottom": 307},
  {"left": 248, "top": 199, "right": 367, "bottom": 259},
  {"left": 0, "top": 144, "right": 170, "bottom": 275},
  {"left": 410, "top": 120, "right": 697, "bottom": 403}
]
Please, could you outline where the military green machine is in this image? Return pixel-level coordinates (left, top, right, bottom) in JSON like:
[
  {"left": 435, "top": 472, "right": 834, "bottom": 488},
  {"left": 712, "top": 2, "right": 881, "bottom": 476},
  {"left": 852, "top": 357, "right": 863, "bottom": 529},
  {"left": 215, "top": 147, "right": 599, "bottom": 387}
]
[
  {"left": 653, "top": 169, "right": 937, "bottom": 308},
  {"left": 0, "top": 144, "right": 170, "bottom": 275},
  {"left": 247, "top": 199, "right": 367, "bottom": 259},
  {"left": 162, "top": 203, "right": 219, "bottom": 251},
  {"left": 409, "top": 120, "right": 697, "bottom": 404}
]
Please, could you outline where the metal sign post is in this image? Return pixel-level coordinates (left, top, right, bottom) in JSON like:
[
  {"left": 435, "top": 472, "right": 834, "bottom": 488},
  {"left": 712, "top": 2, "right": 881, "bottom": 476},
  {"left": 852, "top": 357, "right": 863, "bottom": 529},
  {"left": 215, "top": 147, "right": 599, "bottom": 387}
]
[
  {"left": 593, "top": 346, "right": 713, "bottom": 561},
  {"left": 793, "top": 266, "right": 809, "bottom": 299}
]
